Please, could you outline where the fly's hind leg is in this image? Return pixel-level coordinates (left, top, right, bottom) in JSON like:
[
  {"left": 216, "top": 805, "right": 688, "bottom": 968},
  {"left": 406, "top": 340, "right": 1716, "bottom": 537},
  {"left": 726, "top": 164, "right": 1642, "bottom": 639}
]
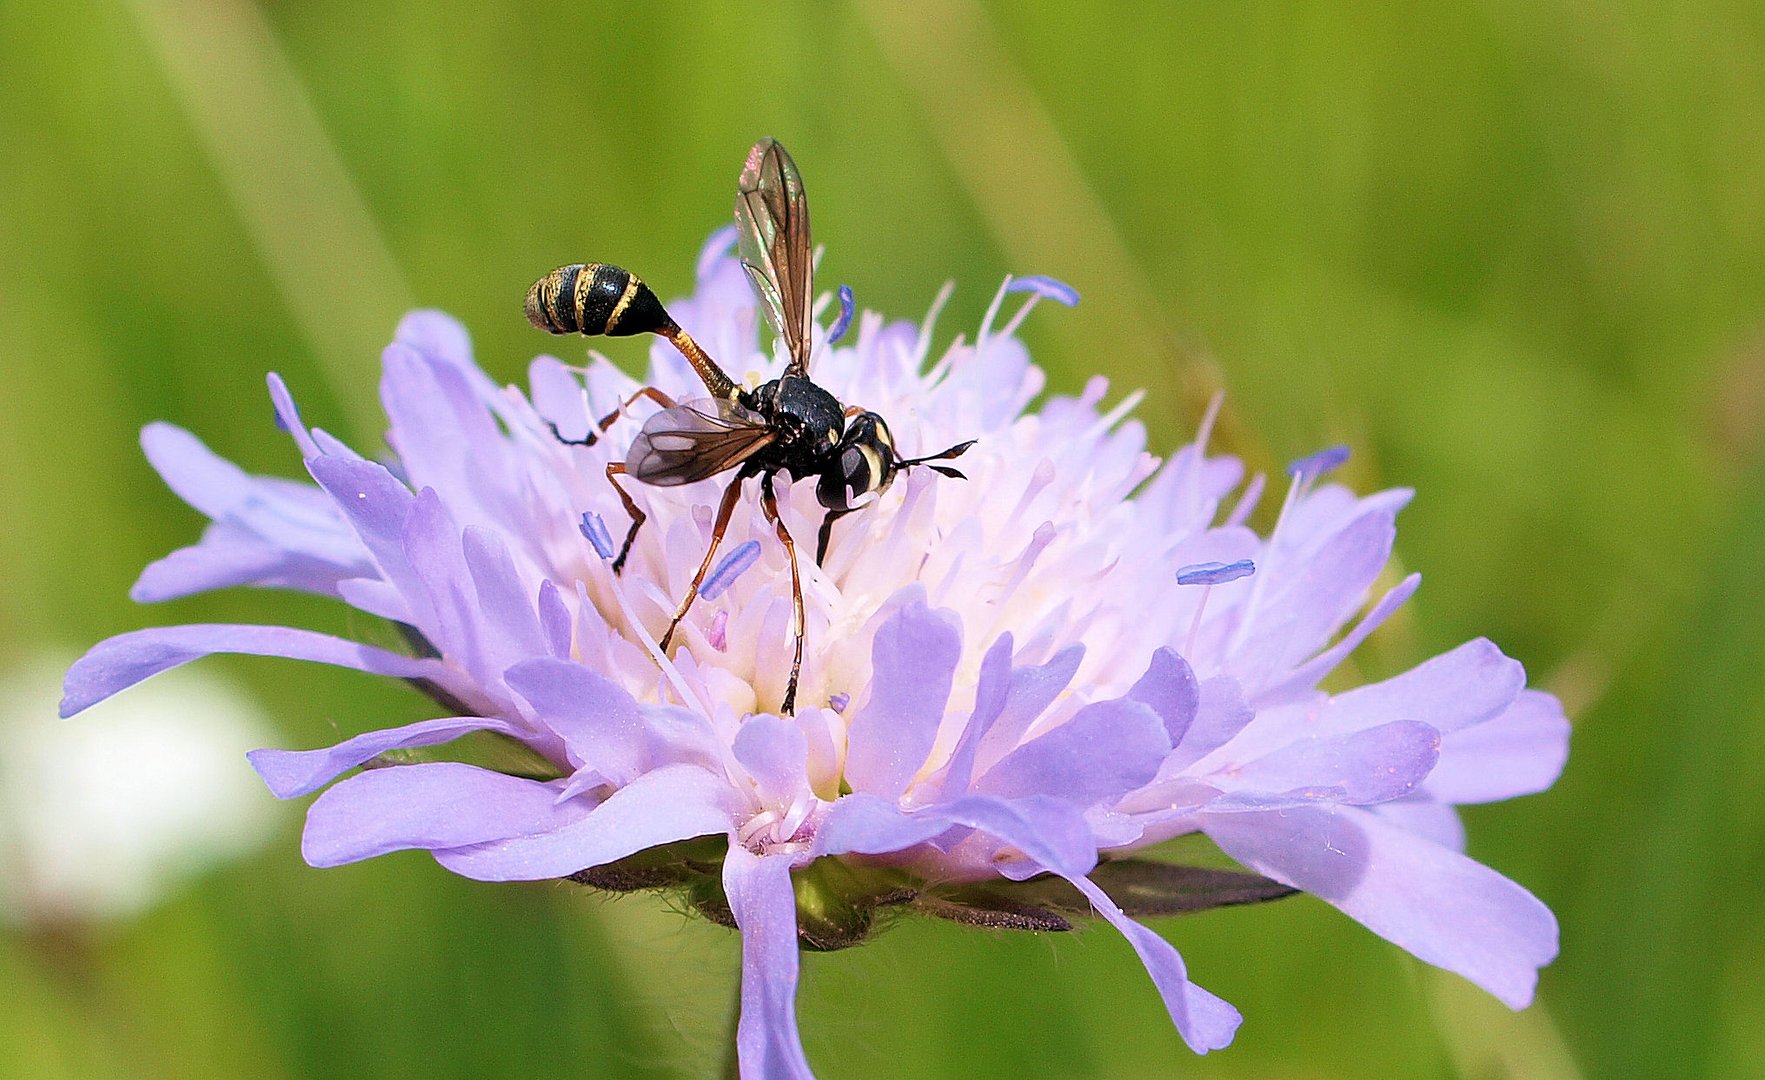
[
  {"left": 604, "top": 463, "right": 647, "bottom": 574},
  {"left": 550, "top": 386, "right": 676, "bottom": 447},
  {"left": 759, "top": 473, "right": 806, "bottom": 714}
]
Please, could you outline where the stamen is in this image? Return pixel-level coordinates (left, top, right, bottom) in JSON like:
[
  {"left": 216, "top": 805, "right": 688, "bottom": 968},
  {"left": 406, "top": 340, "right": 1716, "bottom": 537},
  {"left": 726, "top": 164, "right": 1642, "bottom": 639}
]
[
  {"left": 706, "top": 609, "right": 729, "bottom": 652},
  {"left": 1176, "top": 560, "right": 1256, "bottom": 586},
  {"left": 1006, "top": 274, "right": 1081, "bottom": 307},
  {"left": 827, "top": 285, "right": 856, "bottom": 344},
  {"left": 913, "top": 280, "right": 957, "bottom": 370},
  {"left": 701, "top": 540, "right": 761, "bottom": 601},
  {"left": 579, "top": 512, "right": 616, "bottom": 561},
  {"left": 1178, "top": 559, "right": 1255, "bottom": 659},
  {"left": 1286, "top": 444, "right": 1350, "bottom": 484},
  {"left": 977, "top": 275, "right": 1013, "bottom": 350}
]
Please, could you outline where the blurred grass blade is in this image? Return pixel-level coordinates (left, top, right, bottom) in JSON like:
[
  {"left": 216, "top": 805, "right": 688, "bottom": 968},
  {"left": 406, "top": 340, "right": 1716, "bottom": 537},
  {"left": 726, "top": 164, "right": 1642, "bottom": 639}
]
[{"left": 124, "top": 0, "right": 410, "bottom": 440}]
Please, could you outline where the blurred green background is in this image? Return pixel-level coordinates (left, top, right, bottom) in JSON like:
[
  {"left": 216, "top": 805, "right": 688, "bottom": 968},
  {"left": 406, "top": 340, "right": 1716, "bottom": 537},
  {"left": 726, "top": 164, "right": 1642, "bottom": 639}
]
[{"left": 2, "top": 1, "right": 1762, "bottom": 1076}]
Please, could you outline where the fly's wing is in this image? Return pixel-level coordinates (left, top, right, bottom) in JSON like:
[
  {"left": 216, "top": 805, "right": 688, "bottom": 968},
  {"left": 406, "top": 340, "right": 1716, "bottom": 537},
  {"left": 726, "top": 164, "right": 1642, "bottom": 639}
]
[
  {"left": 735, "top": 138, "right": 814, "bottom": 375},
  {"left": 625, "top": 399, "right": 776, "bottom": 486}
]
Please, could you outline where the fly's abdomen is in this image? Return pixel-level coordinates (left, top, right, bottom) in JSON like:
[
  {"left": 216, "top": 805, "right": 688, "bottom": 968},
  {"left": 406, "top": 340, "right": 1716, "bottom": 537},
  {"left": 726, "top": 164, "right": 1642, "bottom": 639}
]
[{"left": 525, "top": 263, "right": 672, "bottom": 337}]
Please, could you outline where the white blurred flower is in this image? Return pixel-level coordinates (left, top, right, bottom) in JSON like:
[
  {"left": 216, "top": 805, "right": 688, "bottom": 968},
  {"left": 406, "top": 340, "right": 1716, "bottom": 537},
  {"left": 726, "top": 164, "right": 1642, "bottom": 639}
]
[{"left": 0, "top": 654, "right": 277, "bottom": 923}]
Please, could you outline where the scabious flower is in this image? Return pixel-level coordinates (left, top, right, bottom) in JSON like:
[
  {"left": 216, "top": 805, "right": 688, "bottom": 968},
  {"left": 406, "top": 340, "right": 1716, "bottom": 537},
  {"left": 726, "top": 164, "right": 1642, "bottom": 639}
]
[{"left": 64, "top": 229, "right": 1567, "bottom": 1076}]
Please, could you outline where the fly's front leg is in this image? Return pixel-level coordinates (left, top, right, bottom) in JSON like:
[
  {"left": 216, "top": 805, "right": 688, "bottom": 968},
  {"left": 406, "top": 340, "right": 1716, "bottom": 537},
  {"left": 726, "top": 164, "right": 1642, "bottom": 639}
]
[
  {"left": 659, "top": 470, "right": 749, "bottom": 652},
  {"left": 759, "top": 473, "right": 806, "bottom": 714},
  {"left": 815, "top": 508, "right": 855, "bottom": 566},
  {"left": 550, "top": 386, "right": 676, "bottom": 447}
]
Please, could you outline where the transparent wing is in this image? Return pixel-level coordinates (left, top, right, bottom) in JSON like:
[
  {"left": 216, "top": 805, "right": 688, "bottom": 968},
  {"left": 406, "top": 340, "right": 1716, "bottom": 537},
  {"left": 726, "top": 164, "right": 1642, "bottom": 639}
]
[
  {"left": 735, "top": 137, "right": 814, "bottom": 375},
  {"left": 625, "top": 399, "right": 776, "bottom": 486}
]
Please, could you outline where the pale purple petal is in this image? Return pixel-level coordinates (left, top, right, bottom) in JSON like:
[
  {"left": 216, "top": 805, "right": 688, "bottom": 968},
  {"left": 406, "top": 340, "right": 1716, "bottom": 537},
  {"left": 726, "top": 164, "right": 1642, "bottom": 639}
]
[
  {"left": 973, "top": 643, "right": 1085, "bottom": 776},
  {"left": 530, "top": 356, "right": 592, "bottom": 442},
  {"left": 306, "top": 455, "right": 429, "bottom": 623},
  {"left": 977, "top": 699, "right": 1169, "bottom": 807},
  {"left": 1236, "top": 507, "right": 1399, "bottom": 680},
  {"left": 1162, "top": 675, "right": 1255, "bottom": 773},
  {"left": 723, "top": 845, "right": 815, "bottom": 1080},
  {"left": 1127, "top": 648, "right": 1200, "bottom": 744},
  {"left": 1205, "top": 803, "right": 1557, "bottom": 1008},
  {"left": 1324, "top": 638, "right": 1526, "bottom": 736},
  {"left": 394, "top": 309, "right": 476, "bottom": 373},
  {"left": 537, "top": 579, "right": 573, "bottom": 659},
  {"left": 61, "top": 624, "right": 461, "bottom": 717},
  {"left": 931, "top": 632, "right": 1015, "bottom": 800},
  {"left": 844, "top": 599, "right": 962, "bottom": 800},
  {"left": 1066, "top": 875, "right": 1241, "bottom": 1053},
  {"left": 399, "top": 489, "right": 474, "bottom": 669},
  {"left": 302, "top": 763, "right": 581, "bottom": 867},
  {"left": 461, "top": 527, "right": 549, "bottom": 666},
  {"left": 504, "top": 658, "right": 646, "bottom": 783},
  {"left": 249, "top": 714, "right": 524, "bottom": 798},
  {"left": 266, "top": 372, "right": 323, "bottom": 459},
  {"left": 817, "top": 792, "right": 1097, "bottom": 879},
  {"left": 136, "top": 423, "right": 367, "bottom": 596},
  {"left": 433, "top": 764, "right": 739, "bottom": 881},
  {"left": 1426, "top": 690, "right": 1570, "bottom": 803},
  {"left": 380, "top": 343, "right": 517, "bottom": 527},
  {"left": 1220, "top": 720, "right": 1441, "bottom": 805},
  {"left": 1253, "top": 572, "right": 1422, "bottom": 704},
  {"left": 1371, "top": 798, "right": 1466, "bottom": 852},
  {"left": 132, "top": 530, "right": 352, "bottom": 602},
  {"left": 733, "top": 715, "right": 810, "bottom": 811}
]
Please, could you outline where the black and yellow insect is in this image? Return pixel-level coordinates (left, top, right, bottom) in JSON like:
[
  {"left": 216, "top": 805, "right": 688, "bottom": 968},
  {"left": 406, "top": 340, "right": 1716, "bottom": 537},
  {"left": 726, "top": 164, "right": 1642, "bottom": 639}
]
[{"left": 525, "top": 138, "right": 973, "bottom": 714}]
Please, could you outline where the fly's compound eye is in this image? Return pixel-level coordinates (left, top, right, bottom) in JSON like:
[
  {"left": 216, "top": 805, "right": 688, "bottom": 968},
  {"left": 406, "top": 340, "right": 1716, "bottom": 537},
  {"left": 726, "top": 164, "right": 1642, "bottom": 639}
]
[{"left": 817, "top": 413, "right": 897, "bottom": 510}]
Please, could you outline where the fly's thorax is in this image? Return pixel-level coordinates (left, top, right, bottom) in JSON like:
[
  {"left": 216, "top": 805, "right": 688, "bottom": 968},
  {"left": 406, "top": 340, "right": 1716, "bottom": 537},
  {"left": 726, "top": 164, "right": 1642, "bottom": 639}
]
[
  {"left": 751, "top": 375, "right": 845, "bottom": 458},
  {"left": 817, "top": 411, "right": 900, "bottom": 510}
]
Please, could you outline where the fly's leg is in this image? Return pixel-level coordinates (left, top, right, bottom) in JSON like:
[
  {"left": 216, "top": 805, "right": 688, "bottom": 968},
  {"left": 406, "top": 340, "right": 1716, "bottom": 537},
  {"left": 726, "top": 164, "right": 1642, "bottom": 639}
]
[
  {"left": 814, "top": 508, "right": 855, "bottom": 567},
  {"left": 604, "top": 464, "right": 648, "bottom": 574},
  {"left": 759, "top": 473, "right": 806, "bottom": 714},
  {"left": 659, "top": 470, "right": 749, "bottom": 652},
  {"left": 550, "top": 386, "right": 676, "bottom": 447}
]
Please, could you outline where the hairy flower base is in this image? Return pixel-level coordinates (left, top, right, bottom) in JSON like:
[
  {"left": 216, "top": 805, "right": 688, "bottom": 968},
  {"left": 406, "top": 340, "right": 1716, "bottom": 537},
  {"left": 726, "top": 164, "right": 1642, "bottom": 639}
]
[
  {"left": 65, "top": 231, "right": 1567, "bottom": 1076},
  {"left": 568, "top": 833, "right": 1294, "bottom": 949}
]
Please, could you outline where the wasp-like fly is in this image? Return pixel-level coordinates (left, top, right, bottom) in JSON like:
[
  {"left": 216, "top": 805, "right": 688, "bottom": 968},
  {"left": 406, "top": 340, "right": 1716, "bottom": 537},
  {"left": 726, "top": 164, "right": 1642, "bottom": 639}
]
[{"left": 525, "top": 138, "right": 974, "bottom": 713}]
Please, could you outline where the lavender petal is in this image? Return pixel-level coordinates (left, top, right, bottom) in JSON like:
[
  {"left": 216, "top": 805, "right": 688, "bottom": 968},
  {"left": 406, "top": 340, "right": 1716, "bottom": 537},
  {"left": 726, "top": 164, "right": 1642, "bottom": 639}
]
[
  {"left": 1221, "top": 720, "right": 1441, "bottom": 805},
  {"left": 723, "top": 845, "right": 816, "bottom": 1080},
  {"left": 1066, "top": 875, "right": 1241, "bottom": 1053},
  {"left": 843, "top": 598, "right": 962, "bottom": 800},
  {"left": 732, "top": 714, "right": 810, "bottom": 811},
  {"left": 433, "top": 763, "right": 739, "bottom": 881},
  {"left": 1205, "top": 803, "right": 1557, "bottom": 1008},
  {"left": 816, "top": 792, "right": 1097, "bottom": 879},
  {"left": 1127, "top": 647, "right": 1201, "bottom": 744},
  {"left": 302, "top": 763, "right": 582, "bottom": 867},
  {"left": 1325, "top": 637, "right": 1526, "bottom": 736},
  {"left": 504, "top": 658, "right": 647, "bottom": 784},
  {"left": 61, "top": 624, "right": 463, "bottom": 717},
  {"left": 977, "top": 699, "right": 1170, "bottom": 808},
  {"left": 1426, "top": 690, "right": 1570, "bottom": 803},
  {"left": 250, "top": 714, "right": 523, "bottom": 798}
]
